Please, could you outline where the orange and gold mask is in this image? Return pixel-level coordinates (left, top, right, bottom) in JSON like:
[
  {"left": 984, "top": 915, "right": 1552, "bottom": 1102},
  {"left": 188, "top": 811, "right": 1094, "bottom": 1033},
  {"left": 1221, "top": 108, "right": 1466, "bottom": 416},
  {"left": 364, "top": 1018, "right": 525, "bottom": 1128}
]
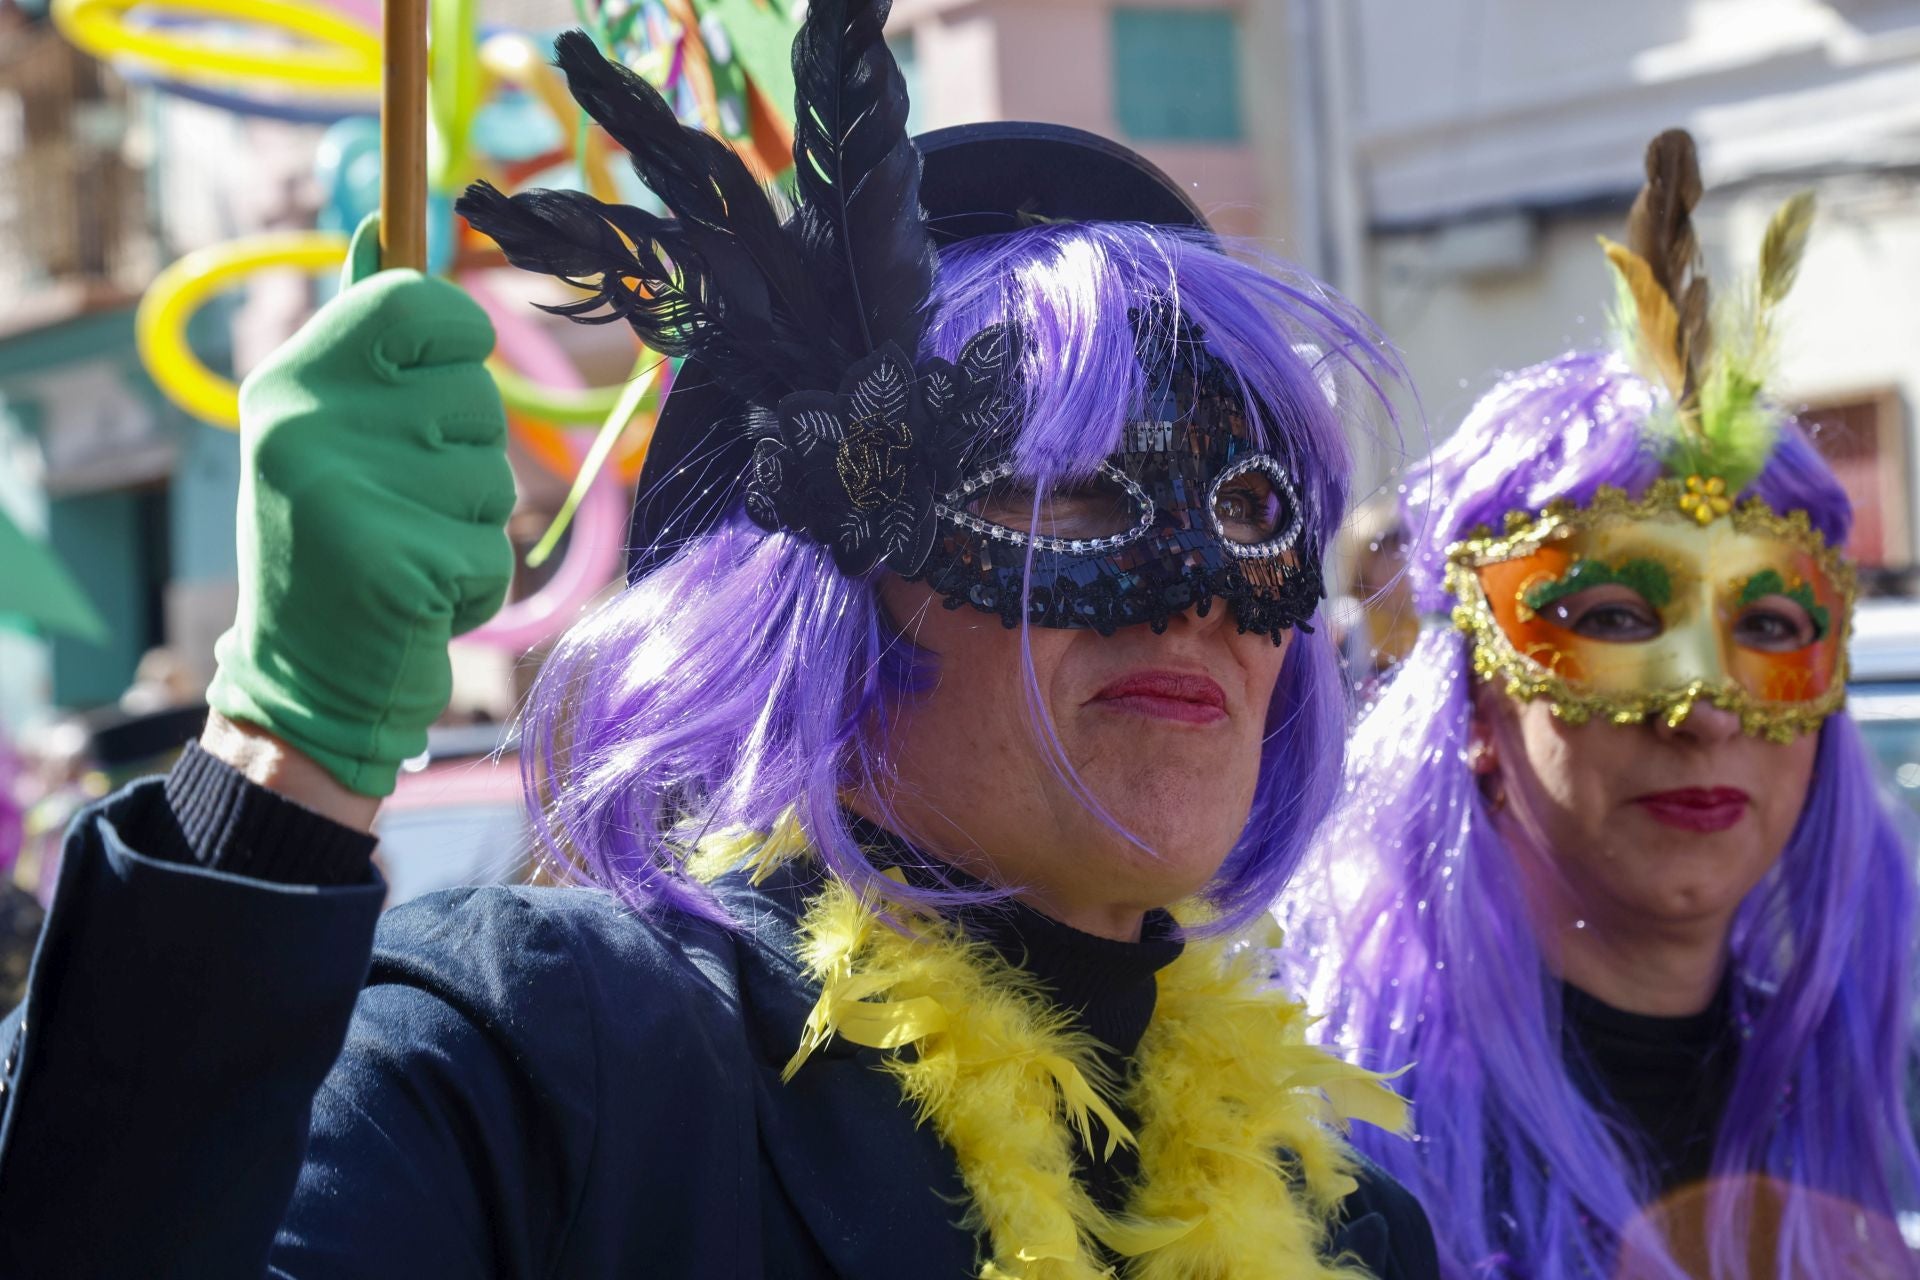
[{"left": 1445, "top": 479, "right": 1855, "bottom": 742}]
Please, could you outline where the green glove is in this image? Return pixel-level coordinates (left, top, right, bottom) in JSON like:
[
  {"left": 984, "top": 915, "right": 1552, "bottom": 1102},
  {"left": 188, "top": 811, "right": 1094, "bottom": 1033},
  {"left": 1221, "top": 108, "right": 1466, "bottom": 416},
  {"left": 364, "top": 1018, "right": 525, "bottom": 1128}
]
[{"left": 208, "top": 216, "right": 516, "bottom": 797}]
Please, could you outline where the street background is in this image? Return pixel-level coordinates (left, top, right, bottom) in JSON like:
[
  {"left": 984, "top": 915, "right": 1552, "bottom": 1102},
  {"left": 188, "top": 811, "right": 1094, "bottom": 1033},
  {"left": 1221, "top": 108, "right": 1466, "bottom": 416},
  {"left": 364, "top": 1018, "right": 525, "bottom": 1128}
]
[{"left": 3, "top": 0, "right": 1918, "bottom": 935}]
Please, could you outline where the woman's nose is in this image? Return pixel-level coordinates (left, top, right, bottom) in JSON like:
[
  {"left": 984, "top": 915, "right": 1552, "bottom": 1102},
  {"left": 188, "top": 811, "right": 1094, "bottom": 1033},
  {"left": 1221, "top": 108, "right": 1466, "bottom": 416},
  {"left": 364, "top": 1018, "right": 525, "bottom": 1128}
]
[
  {"left": 1649, "top": 697, "right": 1743, "bottom": 746},
  {"left": 1162, "top": 592, "right": 1234, "bottom": 637}
]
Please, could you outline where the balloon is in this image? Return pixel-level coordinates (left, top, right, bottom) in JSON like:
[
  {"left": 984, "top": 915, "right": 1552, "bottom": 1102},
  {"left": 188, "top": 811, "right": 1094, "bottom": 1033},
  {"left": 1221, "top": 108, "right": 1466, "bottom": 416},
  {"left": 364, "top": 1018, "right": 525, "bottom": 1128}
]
[
  {"left": 470, "top": 92, "right": 565, "bottom": 165},
  {"left": 457, "top": 470, "right": 626, "bottom": 654},
  {"left": 113, "top": 66, "right": 371, "bottom": 124},
  {"left": 52, "top": 0, "right": 380, "bottom": 95},
  {"left": 315, "top": 116, "right": 382, "bottom": 234},
  {"left": 314, "top": 118, "right": 456, "bottom": 274},
  {"left": 136, "top": 232, "right": 350, "bottom": 430},
  {"left": 491, "top": 367, "right": 625, "bottom": 426},
  {"left": 323, "top": 0, "right": 380, "bottom": 28},
  {"left": 478, "top": 32, "right": 619, "bottom": 201},
  {"left": 134, "top": 232, "right": 627, "bottom": 430},
  {"left": 467, "top": 273, "right": 586, "bottom": 402},
  {"left": 428, "top": 0, "right": 480, "bottom": 193},
  {"left": 458, "top": 273, "right": 627, "bottom": 653}
]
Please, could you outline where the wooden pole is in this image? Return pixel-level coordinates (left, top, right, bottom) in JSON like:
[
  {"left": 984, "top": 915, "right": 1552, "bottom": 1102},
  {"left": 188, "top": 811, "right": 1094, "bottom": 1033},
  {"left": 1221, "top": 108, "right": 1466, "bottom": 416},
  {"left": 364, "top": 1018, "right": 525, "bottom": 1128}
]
[{"left": 380, "top": 0, "right": 430, "bottom": 271}]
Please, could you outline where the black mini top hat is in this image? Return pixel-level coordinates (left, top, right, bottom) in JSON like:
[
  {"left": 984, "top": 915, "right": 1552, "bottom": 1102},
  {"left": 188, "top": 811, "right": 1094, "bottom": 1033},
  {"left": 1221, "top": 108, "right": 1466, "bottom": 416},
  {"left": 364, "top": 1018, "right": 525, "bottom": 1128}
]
[
  {"left": 624, "top": 121, "right": 1211, "bottom": 582},
  {"left": 454, "top": 2, "right": 1210, "bottom": 585}
]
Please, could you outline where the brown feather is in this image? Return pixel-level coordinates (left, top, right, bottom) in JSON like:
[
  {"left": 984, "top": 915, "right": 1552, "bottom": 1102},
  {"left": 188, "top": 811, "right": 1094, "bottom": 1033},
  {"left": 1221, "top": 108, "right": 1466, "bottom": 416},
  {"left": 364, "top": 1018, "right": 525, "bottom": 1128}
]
[
  {"left": 1624, "top": 129, "right": 1710, "bottom": 404},
  {"left": 1601, "top": 237, "right": 1687, "bottom": 409},
  {"left": 1627, "top": 131, "right": 1704, "bottom": 294}
]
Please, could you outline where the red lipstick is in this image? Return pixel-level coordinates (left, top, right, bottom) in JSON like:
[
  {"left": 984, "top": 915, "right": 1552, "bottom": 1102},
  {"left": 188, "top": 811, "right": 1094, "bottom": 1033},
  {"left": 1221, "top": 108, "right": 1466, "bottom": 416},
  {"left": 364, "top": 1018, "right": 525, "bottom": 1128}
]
[
  {"left": 1089, "top": 671, "right": 1228, "bottom": 725},
  {"left": 1633, "top": 787, "right": 1751, "bottom": 833}
]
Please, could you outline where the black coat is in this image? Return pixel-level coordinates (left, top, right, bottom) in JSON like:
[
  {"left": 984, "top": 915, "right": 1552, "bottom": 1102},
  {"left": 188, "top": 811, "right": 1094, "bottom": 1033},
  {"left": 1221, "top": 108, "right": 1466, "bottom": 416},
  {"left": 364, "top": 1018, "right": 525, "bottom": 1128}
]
[{"left": 0, "top": 775, "right": 1436, "bottom": 1278}]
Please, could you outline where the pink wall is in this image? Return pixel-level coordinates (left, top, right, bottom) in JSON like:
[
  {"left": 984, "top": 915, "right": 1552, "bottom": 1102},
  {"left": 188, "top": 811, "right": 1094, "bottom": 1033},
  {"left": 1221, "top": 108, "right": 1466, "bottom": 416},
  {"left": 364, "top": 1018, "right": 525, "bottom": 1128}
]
[{"left": 895, "top": 0, "right": 1265, "bottom": 237}]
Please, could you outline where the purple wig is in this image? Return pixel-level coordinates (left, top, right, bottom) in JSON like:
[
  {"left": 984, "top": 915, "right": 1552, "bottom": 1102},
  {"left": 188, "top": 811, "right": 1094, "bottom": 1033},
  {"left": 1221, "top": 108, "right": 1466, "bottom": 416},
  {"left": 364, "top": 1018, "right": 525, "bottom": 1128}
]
[
  {"left": 521, "top": 220, "right": 1402, "bottom": 932},
  {"left": 1288, "top": 350, "right": 1920, "bottom": 1277}
]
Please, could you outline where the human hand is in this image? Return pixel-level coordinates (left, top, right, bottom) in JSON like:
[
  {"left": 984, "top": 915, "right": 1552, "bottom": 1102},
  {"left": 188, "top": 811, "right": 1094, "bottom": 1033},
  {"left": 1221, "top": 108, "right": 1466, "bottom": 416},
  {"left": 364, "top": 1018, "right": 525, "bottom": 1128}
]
[{"left": 206, "top": 217, "right": 515, "bottom": 798}]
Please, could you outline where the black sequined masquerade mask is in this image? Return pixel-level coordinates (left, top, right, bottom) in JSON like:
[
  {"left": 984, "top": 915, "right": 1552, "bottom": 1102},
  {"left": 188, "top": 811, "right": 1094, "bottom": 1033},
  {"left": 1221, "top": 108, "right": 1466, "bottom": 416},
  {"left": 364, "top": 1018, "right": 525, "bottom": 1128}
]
[
  {"left": 910, "top": 320, "right": 1321, "bottom": 640},
  {"left": 457, "top": 2, "right": 1319, "bottom": 637}
]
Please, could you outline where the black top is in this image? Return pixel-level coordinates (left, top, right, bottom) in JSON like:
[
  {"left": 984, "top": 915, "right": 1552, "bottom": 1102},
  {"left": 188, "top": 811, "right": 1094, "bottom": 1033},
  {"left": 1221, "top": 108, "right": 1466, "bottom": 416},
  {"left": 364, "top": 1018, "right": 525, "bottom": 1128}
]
[
  {"left": 1561, "top": 978, "right": 1741, "bottom": 1192},
  {"left": 859, "top": 816, "right": 1185, "bottom": 1211},
  {"left": 856, "top": 815, "right": 1184, "bottom": 1057},
  {"left": 0, "top": 750, "right": 1438, "bottom": 1278}
]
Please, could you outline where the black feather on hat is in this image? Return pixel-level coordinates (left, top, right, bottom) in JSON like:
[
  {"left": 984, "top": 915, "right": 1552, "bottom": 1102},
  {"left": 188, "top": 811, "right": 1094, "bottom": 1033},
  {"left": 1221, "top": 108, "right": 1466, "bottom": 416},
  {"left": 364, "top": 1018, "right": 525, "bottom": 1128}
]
[{"left": 455, "top": 0, "right": 1207, "bottom": 582}]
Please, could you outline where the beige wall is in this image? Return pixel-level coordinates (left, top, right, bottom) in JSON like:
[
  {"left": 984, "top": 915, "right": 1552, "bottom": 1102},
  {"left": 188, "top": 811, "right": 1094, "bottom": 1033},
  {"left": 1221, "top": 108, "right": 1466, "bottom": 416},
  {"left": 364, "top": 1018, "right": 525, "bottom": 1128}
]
[
  {"left": 891, "top": 0, "right": 1281, "bottom": 239},
  {"left": 1369, "top": 173, "right": 1920, "bottom": 560}
]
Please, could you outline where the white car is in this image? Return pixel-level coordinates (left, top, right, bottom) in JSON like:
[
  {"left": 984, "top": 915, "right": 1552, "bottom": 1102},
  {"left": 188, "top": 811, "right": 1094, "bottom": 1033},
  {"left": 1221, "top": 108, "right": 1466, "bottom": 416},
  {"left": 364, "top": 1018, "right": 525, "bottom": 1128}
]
[
  {"left": 374, "top": 722, "right": 531, "bottom": 908},
  {"left": 1846, "top": 599, "right": 1920, "bottom": 822}
]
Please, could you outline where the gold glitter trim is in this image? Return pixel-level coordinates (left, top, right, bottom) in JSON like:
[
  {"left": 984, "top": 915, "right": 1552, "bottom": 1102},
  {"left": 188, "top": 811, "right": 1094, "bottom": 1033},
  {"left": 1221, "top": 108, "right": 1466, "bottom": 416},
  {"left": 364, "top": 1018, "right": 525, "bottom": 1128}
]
[{"left": 1443, "top": 479, "right": 1857, "bottom": 743}]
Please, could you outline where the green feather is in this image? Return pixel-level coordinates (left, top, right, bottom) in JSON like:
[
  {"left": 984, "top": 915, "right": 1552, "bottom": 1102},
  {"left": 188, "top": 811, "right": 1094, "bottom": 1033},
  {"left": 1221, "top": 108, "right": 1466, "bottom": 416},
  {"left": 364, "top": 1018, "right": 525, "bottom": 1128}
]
[
  {"left": 1689, "top": 351, "right": 1778, "bottom": 494},
  {"left": 1759, "top": 191, "right": 1816, "bottom": 312},
  {"left": 1664, "top": 190, "right": 1817, "bottom": 492}
]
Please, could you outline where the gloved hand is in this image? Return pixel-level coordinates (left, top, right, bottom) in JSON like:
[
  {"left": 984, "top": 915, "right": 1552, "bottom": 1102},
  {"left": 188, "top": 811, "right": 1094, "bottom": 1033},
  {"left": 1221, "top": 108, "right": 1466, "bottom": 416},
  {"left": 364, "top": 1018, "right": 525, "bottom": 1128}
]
[{"left": 207, "top": 216, "right": 516, "bottom": 797}]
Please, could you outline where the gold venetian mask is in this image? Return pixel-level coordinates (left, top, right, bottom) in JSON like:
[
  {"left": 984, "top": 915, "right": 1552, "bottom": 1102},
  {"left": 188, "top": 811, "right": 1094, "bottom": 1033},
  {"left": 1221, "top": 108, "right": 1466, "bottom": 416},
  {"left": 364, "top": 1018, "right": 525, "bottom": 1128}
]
[{"left": 1446, "top": 478, "right": 1855, "bottom": 742}]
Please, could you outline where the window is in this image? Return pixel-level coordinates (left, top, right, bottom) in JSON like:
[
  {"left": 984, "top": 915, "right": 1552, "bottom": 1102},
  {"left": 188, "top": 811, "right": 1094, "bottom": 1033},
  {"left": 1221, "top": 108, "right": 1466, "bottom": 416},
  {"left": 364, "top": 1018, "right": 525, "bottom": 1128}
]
[
  {"left": 1803, "top": 390, "right": 1910, "bottom": 573},
  {"left": 1111, "top": 9, "right": 1244, "bottom": 143}
]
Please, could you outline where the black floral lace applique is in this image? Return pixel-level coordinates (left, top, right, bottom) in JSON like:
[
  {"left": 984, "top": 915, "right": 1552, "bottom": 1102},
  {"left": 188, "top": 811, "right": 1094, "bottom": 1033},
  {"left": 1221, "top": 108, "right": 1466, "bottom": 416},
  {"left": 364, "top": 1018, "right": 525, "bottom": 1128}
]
[{"left": 745, "top": 324, "right": 1022, "bottom": 577}]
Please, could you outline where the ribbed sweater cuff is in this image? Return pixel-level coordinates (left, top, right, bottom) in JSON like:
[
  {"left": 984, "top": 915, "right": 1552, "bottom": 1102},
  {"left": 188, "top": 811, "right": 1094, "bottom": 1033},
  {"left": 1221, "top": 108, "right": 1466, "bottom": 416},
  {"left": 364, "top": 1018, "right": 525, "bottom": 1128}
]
[{"left": 159, "top": 742, "right": 378, "bottom": 886}]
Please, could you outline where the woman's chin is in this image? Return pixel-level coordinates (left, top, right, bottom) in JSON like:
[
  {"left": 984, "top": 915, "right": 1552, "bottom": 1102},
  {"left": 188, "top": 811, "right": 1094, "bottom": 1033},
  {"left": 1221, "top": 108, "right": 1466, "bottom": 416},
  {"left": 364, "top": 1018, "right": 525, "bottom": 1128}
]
[{"left": 1065, "top": 807, "right": 1240, "bottom": 905}]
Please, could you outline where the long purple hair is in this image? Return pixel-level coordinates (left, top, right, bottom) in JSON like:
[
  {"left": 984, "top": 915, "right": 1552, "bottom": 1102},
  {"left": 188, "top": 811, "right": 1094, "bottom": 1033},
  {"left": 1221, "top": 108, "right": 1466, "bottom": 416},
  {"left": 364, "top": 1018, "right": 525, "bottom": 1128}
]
[
  {"left": 521, "top": 220, "right": 1401, "bottom": 931},
  {"left": 1289, "top": 350, "right": 1920, "bottom": 1277}
]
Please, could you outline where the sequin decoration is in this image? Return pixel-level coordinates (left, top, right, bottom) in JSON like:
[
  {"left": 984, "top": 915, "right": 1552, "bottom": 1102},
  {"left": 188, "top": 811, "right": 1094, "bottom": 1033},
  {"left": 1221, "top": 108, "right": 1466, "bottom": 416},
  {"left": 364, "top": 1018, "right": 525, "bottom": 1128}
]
[
  {"left": 909, "top": 315, "right": 1322, "bottom": 640},
  {"left": 745, "top": 324, "right": 1023, "bottom": 577},
  {"left": 1445, "top": 480, "right": 1856, "bottom": 742}
]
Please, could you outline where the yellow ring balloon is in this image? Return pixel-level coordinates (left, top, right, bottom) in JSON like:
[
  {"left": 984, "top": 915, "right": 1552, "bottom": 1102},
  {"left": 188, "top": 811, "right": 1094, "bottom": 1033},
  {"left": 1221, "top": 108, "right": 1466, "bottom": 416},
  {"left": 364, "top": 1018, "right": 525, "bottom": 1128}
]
[
  {"left": 489, "top": 364, "right": 625, "bottom": 425},
  {"left": 137, "top": 232, "right": 349, "bottom": 430},
  {"left": 140, "top": 236, "right": 646, "bottom": 431},
  {"left": 53, "top": 0, "right": 379, "bottom": 94}
]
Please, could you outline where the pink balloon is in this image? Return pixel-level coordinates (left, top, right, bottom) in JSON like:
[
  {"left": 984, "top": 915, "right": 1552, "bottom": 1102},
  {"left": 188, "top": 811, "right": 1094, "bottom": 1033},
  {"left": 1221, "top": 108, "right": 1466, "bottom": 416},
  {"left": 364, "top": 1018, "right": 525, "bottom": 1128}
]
[
  {"left": 458, "top": 273, "right": 627, "bottom": 654},
  {"left": 467, "top": 272, "right": 586, "bottom": 394},
  {"left": 323, "top": 0, "right": 381, "bottom": 27}
]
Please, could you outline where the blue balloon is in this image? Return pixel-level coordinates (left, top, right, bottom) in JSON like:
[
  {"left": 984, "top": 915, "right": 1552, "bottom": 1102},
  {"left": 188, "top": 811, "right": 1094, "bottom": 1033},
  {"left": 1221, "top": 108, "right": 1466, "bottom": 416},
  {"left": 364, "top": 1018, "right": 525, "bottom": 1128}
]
[
  {"left": 315, "top": 117, "right": 381, "bottom": 236},
  {"left": 315, "top": 117, "right": 455, "bottom": 277},
  {"left": 472, "top": 92, "right": 565, "bottom": 164}
]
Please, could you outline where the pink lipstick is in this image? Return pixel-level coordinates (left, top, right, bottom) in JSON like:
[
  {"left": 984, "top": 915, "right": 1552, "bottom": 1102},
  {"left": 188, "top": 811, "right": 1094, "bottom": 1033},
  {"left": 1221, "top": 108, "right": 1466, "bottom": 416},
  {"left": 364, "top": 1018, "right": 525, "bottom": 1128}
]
[
  {"left": 1090, "top": 671, "right": 1228, "bottom": 725},
  {"left": 1634, "top": 787, "right": 1751, "bottom": 833}
]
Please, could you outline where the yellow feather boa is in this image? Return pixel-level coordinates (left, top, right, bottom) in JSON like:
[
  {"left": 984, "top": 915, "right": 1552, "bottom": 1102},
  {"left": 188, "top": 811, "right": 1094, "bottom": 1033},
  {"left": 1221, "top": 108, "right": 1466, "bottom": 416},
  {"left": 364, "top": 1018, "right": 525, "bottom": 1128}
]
[{"left": 774, "top": 873, "right": 1411, "bottom": 1279}]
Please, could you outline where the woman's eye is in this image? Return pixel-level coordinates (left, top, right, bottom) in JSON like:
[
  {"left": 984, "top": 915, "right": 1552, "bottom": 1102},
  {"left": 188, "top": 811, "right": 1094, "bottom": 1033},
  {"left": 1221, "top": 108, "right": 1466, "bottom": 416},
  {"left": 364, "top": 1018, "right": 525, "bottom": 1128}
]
[
  {"left": 1541, "top": 584, "right": 1663, "bottom": 642},
  {"left": 1212, "top": 474, "right": 1286, "bottom": 545},
  {"left": 1733, "top": 597, "right": 1818, "bottom": 652},
  {"left": 969, "top": 478, "right": 1138, "bottom": 540}
]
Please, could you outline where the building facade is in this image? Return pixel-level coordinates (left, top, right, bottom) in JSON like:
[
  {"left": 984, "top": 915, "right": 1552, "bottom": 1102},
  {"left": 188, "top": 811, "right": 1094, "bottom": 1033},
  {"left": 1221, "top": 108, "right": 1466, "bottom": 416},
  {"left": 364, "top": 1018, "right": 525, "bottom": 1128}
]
[
  {"left": 1301, "top": 0, "right": 1920, "bottom": 577},
  {"left": 888, "top": 0, "right": 1288, "bottom": 239}
]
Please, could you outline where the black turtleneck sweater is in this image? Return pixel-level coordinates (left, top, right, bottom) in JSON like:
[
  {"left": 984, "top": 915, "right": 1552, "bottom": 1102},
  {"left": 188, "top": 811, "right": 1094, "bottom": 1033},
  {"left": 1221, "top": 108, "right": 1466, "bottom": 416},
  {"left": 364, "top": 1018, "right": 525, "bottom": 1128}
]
[
  {"left": 1560, "top": 978, "right": 1741, "bottom": 1192},
  {"left": 851, "top": 817, "right": 1186, "bottom": 1212}
]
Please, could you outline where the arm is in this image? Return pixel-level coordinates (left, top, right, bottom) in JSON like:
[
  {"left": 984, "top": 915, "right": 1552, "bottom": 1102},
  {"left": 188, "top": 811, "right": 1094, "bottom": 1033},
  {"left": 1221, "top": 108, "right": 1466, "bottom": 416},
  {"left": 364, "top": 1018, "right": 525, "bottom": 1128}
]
[
  {"left": 1332, "top": 1155, "right": 1441, "bottom": 1280},
  {"left": 0, "top": 762, "right": 598, "bottom": 1280},
  {"left": 199, "top": 711, "right": 380, "bottom": 835},
  {"left": 271, "top": 890, "right": 601, "bottom": 1279},
  {"left": 0, "top": 762, "right": 384, "bottom": 1278},
  {"left": 0, "top": 226, "right": 517, "bottom": 1277}
]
